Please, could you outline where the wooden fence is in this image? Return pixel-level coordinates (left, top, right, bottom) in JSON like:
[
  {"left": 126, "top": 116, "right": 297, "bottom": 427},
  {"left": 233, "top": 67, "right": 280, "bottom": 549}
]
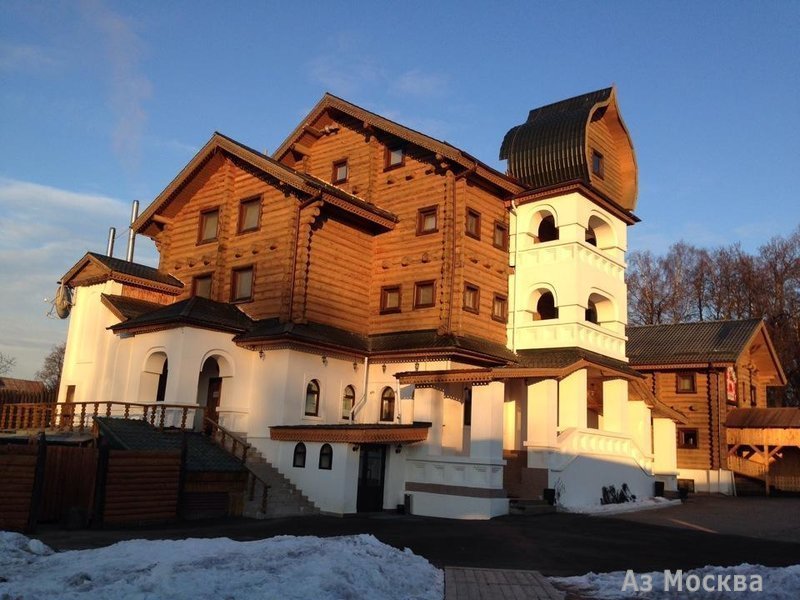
[{"left": 0, "top": 443, "right": 43, "bottom": 532}]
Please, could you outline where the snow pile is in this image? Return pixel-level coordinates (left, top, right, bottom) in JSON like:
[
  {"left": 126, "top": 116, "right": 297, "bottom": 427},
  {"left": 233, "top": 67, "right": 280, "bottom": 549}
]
[
  {"left": 0, "top": 532, "right": 443, "bottom": 600},
  {"left": 560, "top": 496, "right": 681, "bottom": 515},
  {"left": 551, "top": 563, "right": 800, "bottom": 599}
]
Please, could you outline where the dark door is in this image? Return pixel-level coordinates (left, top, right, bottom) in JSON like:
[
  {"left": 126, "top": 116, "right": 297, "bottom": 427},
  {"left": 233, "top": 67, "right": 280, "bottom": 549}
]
[
  {"left": 357, "top": 445, "right": 386, "bottom": 512},
  {"left": 206, "top": 377, "right": 222, "bottom": 423}
]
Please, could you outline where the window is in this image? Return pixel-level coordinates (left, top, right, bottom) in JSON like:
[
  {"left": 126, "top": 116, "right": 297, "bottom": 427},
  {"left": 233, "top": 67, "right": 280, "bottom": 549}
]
[
  {"left": 592, "top": 150, "right": 604, "bottom": 179},
  {"left": 413, "top": 281, "right": 435, "bottom": 309},
  {"left": 380, "top": 285, "right": 401, "bottom": 314},
  {"left": 678, "top": 428, "right": 699, "bottom": 449},
  {"left": 238, "top": 197, "right": 261, "bottom": 234},
  {"left": 463, "top": 283, "right": 480, "bottom": 314},
  {"left": 304, "top": 380, "right": 320, "bottom": 416},
  {"left": 676, "top": 372, "right": 696, "bottom": 394},
  {"left": 463, "top": 387, "right": 472, "bottom": 427},
  {"left": 535, "top": 291, "right": 558, "bottom": 320},
  {"left": 319, "top": 443, "right": 333, "bottom": 470},
  {"left": 585, "top": 300, "right": 598, "bottom": 324},
  {"left": 192, "top": 274, "right": 212, "bottom": 299},
  {"left": 155, "top": 359, "right": 168, "bottom": 403},
  {"left": 493, "top": 222, "right": 508, "bottom": 250},
  {"left": 750, "top": 385, "right": 757, "bottom": 407},
  {"left": 466, "top": 208, "right": 481, "bottom": 239},
  {"left": 293, "top": 443, "right": 306, "bottom": 468},
  {"left": 385, "top": 146, "right": 404, "bottom": 169},
  {"left": 537, "top": 215, "right": 559, "bottom": 243},
  {"left": 332, "top": 159, "right": 348, "bottom": 184},
  {"left": 492, "top": 294, "right": 508, "bottom": 322},
  {"left": 380, "top": 387, "right": 396, "bottom": 422},
  {"left": 417, "top": 206, "right": 438, "bottom": 235},
  {"left": 198, "top": 209, "right": 219, "bottom": 243},
  {"left": 231, "top": 266, "right": 254, "bottom": 302},
  {"left": 585, "top": 226, "right": 597, "bottom": 246},
  {"left": 342, "top": 385, "right": 356, "bottom": 420}
]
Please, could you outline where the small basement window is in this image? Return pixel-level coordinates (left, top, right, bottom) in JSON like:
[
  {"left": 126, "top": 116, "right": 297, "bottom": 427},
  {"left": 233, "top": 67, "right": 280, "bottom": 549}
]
[
  {"left": 332, "top": 159, "right": 349, "bottom": 184},
  {"left": 676, "top": 372, "right": 696, "bottom": 394},
  {"left": 413, "top": 280, "right": 435, "bottom": 309},
  {"left": 198, "top": 208, "right": 219, "bottom": 243},
  {"left": 678, "top": 428, "right": 699, "bottom": 449},
  {"left": 417, "top": 206, "right": 438, "bottom": 235},
  {"left": 380, "top": 285, "right": 401, "bottom": 314}
]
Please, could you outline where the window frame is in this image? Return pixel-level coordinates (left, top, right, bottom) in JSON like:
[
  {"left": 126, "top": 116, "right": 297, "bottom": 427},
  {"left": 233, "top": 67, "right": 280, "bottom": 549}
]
[
  {"left": 230, "top": 265, "right": 255, "bottom": 303},
  {"left": 492, "top": 293, "right": 508, "bottom": 323},
  {"left": 493, "top": 221, "right": 509, "bottom": 250},
  {"left": 237, "top": 195, "right": 262, "bottom": 234},
  {"left": 293, "top": 442, "right": 307, "bottom": 468},
  {"left": 385, "top": 145, "right": 405, "bottom": 170},
  {"left": 465, "top": 208, "right": 481, "bottom": 240},
  {"left": 304, "top": 379, "right": 320, "bottom": 417},
  {"left": 380, "top": 285, "right": 402, "bottom": 314},
  {"left": 197, "top": 208, "right": 220, "bottom": 244},
  {"left": 318, "top": 443, "right": 333, "bottom": 470},
  {"left": 192, "top": 273, "right": 213, "bottom": 299},
  {"left": 676, "top": 372, "right": 696, "bottom": 394},
  {"left": 417, "top": 205, "right": 439, "bottom": 235},
  {"left": 413, "top": 280, "right": 436, "bottom": 309},
  {"left": 677, "top": 428, "right": 699, "bottom": 449},
  {"left": 380, "top": 386, "right": 396, "bottom": 422},
  {"left": 332, "top": 158, "right": 349, "bottom": 184},
  {"left": 342, "top": 385, "right": 356, "bottom": 420},
  {"left": 592, "top": 150, "right": 605, "bottom": 179},
  {"left": 463, "top": 282, "right": 480, "bottom": 314}
]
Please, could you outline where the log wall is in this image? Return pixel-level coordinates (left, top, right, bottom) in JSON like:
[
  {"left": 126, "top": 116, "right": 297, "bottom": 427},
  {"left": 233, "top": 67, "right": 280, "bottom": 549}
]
[{"left": 0, "top": 445, "right": 38, "bottom": 531}]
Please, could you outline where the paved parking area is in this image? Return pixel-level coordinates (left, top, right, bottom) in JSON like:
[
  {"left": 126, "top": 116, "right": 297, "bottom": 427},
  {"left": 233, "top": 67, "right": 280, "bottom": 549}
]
[
  {"left": 607, "top": 495, "right": 800, "bottom": 544},
  {"left": 445, "top": 567, "right": 564, "bottom": 600}
]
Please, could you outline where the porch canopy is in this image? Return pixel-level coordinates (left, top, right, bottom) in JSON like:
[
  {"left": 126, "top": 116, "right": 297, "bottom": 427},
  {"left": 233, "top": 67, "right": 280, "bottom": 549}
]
[{"left": 269, "top": 423, "right": 431, "bottom": 444}]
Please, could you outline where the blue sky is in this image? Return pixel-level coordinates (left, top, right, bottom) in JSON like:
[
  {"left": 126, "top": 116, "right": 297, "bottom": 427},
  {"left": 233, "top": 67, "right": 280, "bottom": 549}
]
[{"left": 1, "top": 0, "right": 798, "bottom": 378}]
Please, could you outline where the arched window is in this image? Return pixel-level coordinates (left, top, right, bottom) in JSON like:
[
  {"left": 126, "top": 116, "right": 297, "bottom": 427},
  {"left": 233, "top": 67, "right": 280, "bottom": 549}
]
[
  {"left": 537, "top": 215, "right": 559, "bottom": 243},
  {"left": 155, "top": 359, "right": 168, "bottom": 402},
  {"left": 586, "top": 215, "right": 614, "bottom": 249},
  {"left": 319, "top": 443, "right": 333, "bottom": 470},
  {"left": 535, "top": 292, "right": 558, "bottom": 320},
  {"left": 305, "top": 380, "right": 320, "bottom": 416},
  {"left": 585, "top": 293, "right": 614, "bottom": 326},
  {"left": 293, "top": 442, "right": 306, "bottom": 468},
  {"left": 342, "top": 385, "right": 355, "bottom": 420},
  {"left": 380, "top": 387, "right": 395, "bottom": 422}
]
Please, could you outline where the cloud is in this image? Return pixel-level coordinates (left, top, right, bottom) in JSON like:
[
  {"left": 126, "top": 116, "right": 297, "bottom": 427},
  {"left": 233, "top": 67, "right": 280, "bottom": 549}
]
[
  {"left": 0, "top": 177, "right": 138, "bottom": 378},
  {"left": 79, "top": 0, "right": 152, "bottom": 168},
  {"left": 308, "top": 54, "right": 385, "bottom": 98},
  {"left": 0, "top": 42, "right": 58, "bottom": 71},
  {"left": 391, "top": 69, "right": 448, "bottom": 98}
]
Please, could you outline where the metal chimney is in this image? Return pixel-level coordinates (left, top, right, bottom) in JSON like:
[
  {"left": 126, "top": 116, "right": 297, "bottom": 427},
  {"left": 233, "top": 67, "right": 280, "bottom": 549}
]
[
  {"left": 126, "top": 200, "right": 139, "bottom": 262},
  {"left": 106, "top": 227, "right": 116, "bottom": 257}
]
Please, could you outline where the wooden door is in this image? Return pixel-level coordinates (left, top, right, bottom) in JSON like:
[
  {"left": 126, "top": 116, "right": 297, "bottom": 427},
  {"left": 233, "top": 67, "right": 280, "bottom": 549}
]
[{"left": 356, "top": 445, "right": 386, "bottom": 512}]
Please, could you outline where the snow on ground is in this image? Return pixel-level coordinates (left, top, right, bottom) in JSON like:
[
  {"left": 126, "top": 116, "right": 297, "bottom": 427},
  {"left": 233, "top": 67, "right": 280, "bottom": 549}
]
[
  {"left": 560, "top": 496, "right": 682, "bottom": 515},
  {"left": 551, "top": 563, "right": 800, "bottom": 599},
  {"left": 0, "top": 531, "right": 443, "bottom": 600}
]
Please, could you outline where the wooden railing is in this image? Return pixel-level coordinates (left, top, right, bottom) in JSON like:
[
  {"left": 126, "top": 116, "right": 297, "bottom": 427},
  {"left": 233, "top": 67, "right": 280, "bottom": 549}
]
[
  {"left": 1, "top": 401, "right": 202, "bottom": 433},
  {"left": 728, "top": 455, "right": 767, "bottom": 480}
]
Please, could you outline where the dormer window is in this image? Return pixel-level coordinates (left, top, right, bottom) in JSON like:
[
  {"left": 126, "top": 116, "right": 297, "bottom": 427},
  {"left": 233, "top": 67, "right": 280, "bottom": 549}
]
[
  {"left": 333, "top": 159, "right": 349, "bottom": 184},
  {"left": 198, "top": 208, "right": 219, "bottom": 244},
  {"left": 386, "top": 146, "right": 404, "bottom": 169},
  {"left": 591, "top": 150, "right": 604, "bottom": 179}
]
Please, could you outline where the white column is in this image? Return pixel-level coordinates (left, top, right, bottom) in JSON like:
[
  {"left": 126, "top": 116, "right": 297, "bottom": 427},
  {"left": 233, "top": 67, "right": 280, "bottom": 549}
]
[
  {"left": 527, "top": 379, "right": 558, "bottom": 447},
  {"left": 602, "top": 378, "right": 629, "bottom": 434},
  {"left": 653, "top": 418, "right": 678, "bottom": 473},
  {"left": 470, "top": 381, "right": 505, "bottom": 460},
  {"left": 559, "top": 369, "right": 587, "bottom": 430},
  {"left": 629, "top": 400, "right": 652, "bottom": 455},
  {"left": 413, "top": 385, "right": 443, "bottom": 455}
]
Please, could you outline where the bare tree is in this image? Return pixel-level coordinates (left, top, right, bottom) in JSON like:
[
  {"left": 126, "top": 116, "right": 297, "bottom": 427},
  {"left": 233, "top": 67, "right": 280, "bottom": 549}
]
[
  {"left": 627, "top": 250, "right": 669, "bottom": 325},
  {"left": 36, "top": 343, "right": 65, "bottom": 391},
  {"left": 0, "top": 352, "right": 15, "bottom": 376}
]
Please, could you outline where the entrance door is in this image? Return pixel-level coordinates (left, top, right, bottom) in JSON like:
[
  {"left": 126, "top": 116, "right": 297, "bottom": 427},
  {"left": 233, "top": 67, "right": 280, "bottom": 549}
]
[
  {"left": 206, "top": 377, "right": 222, "bottom": 424},
  {"left": 357, "top": 445, "right": 386, "bottom": 512}
]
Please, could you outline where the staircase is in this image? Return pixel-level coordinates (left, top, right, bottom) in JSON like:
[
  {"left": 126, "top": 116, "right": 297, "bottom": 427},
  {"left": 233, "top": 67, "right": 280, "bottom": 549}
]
[{"left": 242, "top": 446, "right": 320, "bottom": 519}]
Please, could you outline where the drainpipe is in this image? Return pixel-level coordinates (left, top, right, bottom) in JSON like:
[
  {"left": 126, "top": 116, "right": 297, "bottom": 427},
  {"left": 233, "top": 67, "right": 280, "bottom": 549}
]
[
  {"left": 350, "top": 356, "right": 369, "bottom": 422},
  {"left": 509, "top": 199, "right": 519, "bottom": 352}
]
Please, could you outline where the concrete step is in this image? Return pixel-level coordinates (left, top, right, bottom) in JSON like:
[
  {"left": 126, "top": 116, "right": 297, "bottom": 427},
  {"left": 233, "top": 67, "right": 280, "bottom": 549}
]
[
  {"left": 242, "top": 458, "right": 320, "bottom": 519},
  {"left": 508, "top": 498, "right": 556, "bottom": 515}
]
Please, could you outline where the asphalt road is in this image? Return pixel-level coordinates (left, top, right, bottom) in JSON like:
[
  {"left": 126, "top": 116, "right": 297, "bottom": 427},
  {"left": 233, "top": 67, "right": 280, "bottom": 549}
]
[{"left": 32, "top": 500, "right": 800, "bottom": 577}]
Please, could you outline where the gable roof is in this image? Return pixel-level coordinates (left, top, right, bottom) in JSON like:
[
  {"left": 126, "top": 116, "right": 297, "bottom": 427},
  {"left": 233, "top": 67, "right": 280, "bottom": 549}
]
[
  {"left": 627, "top": 319, "right": 766, "bottom": 366},
  {"left": 110, "top": 296, "right": 252, "bottom": 335},
  {"left": 0, "top": 377, "right": 47, "bottom": 394},
  {"left": 273, "top": 93, "right": 524, "bottom": 195},
  {"left": 60, "top": 252, "right": 183, "bottom": 292},
  {"left": 133, "top": 132, "right": 397, "bottom": 238}
]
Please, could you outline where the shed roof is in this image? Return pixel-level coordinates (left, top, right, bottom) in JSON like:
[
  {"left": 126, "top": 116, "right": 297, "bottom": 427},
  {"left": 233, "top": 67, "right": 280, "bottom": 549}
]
[
  {"left": 726, "top": 408, "right": 800, "bottom": 429},
  {"left": 0, "top": 377, "right": 46, "bottom": 394}
]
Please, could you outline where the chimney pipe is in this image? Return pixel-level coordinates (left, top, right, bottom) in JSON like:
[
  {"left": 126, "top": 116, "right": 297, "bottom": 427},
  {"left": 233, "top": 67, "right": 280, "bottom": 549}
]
[
  {"left": 106, "top": 227, "right": 116, "bottom": 257},
  {"left": 126, "top": 200, "right": 139, "bottom": 262}
]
